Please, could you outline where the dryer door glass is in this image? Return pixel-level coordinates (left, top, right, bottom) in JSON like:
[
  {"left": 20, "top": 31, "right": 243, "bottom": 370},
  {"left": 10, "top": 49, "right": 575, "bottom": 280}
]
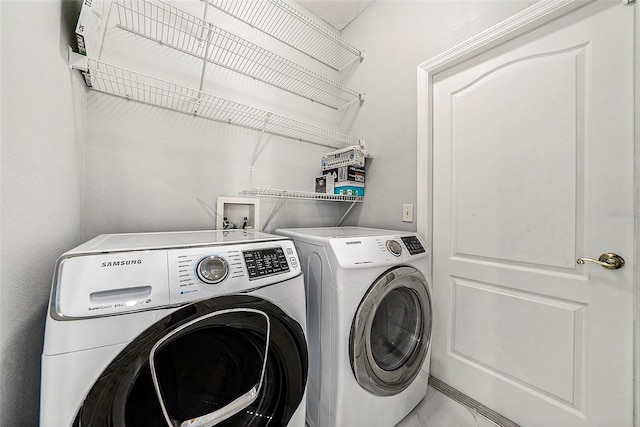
[
  {"left": 370, "top": 287, "right": 422, "bottom": 371},
  {"left": 350, "top": 266, "right": 432, "bottom": 396},
  {"left": 72, "top": 295, "right": 307, "bottom": 427}
]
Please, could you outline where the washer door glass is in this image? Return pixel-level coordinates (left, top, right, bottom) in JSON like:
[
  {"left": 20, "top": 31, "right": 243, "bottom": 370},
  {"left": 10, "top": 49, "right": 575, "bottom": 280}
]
[
  {"left": 350, "top": 266, "right": 432, "bottom": 396},
  {"left": 148, "top": 308, "right": 271, "bottom": 427},
  {"left": 72, "top": 295, "right": 307, "bottom": 427}
]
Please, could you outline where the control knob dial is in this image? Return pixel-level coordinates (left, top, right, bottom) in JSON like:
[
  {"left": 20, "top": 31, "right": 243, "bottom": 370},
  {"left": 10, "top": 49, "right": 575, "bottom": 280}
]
[
  {"left": 196, "top": 255, "right": 229, "bottom": 284},
  {"left": 386, "top": 240, "right": 403, "bottom": 257}
]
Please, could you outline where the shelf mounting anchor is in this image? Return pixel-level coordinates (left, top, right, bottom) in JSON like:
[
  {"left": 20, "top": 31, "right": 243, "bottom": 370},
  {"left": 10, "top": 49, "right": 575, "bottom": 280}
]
[{"left": 68, "top": 47, "right": 87, "bottom": 71}]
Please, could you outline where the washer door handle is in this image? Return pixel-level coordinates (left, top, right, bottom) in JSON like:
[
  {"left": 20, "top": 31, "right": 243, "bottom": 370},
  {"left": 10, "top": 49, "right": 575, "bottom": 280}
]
[{"left": 179, "top": 386, "right": 260, "bottom": 427}]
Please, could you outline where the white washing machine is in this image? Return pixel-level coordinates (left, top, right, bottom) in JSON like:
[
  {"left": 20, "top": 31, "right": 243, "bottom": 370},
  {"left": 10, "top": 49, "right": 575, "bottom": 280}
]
[
  {"left": 40, "top": 230, "right": 307, "bottom": 427},
  {"left": 275, "top": 227, "right": 432, "bottom": 427}
]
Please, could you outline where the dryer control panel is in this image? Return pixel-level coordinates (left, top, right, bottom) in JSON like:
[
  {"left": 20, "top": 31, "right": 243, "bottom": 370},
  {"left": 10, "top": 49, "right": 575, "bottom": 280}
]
[
  {"left": 400, "top": 235, "right": 427, "bottom": 255},
  {"left": 329, "top": 233, "right": 429, "bottom": 268}
]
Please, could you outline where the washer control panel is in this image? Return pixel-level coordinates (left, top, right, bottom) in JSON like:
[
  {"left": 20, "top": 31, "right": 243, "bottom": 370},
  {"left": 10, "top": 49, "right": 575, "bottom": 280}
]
[
  {"left": 169, "top": 240, "right": 300, "bottom": 304},
  {"left": 54, "top": 239, "right": 301, "bottom": 318}
]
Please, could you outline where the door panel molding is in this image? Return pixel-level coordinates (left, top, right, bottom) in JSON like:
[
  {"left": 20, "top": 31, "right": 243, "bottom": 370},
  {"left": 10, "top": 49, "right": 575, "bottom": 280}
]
[
  {"left": 450, "top": 45, "right": 584, "bottom": 268},
  {"left": 450, "top": 276, "right": 586, "bottom": 406}
]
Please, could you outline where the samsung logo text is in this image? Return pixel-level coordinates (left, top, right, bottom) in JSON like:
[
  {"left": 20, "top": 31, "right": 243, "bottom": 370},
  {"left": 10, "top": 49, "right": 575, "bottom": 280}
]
[{"left": 101, "top": 260, "right": 143, "bottom": 268}]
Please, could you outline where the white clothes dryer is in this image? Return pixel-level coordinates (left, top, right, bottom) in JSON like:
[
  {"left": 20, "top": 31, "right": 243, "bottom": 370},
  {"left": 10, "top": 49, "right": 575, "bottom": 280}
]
[
  {"left": 275, "top": 227, "right": 432, "bottom": 427},
  {"left": 40, "top": 230, "right": 307, "bottom": 427}
]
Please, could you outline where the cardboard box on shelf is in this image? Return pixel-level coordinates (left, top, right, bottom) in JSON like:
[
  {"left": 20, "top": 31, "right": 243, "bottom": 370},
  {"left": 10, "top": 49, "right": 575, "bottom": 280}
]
[
  {"left": 334, "top": 182, "right": 364, "bottom": 197},
  {"left": 315, "top": 174, "right": 335, "bottom": 194},
  {"left": 323, "top": 165, "right": 365, "bottom": 184},
  {"left": 75, "top": 0, "right": 109, "bottom": 57}
]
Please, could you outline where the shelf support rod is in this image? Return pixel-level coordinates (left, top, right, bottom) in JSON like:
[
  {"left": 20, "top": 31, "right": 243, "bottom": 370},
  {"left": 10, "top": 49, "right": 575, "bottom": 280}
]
[
  {"left": 336, "top": 200, "right": 358, "bottom": 226},
  {"left": 200, "top": 0, "right": 210, "bottom": 41},
  {"left": 249, "top": 113, "right": 273, "bottom": 170},
  {"left": 261, "top": 197, "right": 285, "bottom": 231},
  {"left": 193, "top": 23, "right": 214, "bottom": 115},
  {"left": 197, "top": 23, "right": 213, "bottom": 95}
]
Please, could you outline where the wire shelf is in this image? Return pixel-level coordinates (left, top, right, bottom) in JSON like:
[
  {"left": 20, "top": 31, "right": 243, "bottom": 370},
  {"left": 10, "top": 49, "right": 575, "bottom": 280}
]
[
  {"left": 113, "top": 0, "right": 363, "bottom": 110},
  {"left": 241, "top": 188, "right": 363, "bottom": 202},
  {"left": 207, "top": 0, "right": 363, "bottom": 71},
  {"left": 82, "top": 58, "right": 362, "bottom": 148}
]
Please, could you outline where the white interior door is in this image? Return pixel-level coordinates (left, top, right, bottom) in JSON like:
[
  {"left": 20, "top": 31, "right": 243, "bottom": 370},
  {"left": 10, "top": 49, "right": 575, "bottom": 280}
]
[{"left": 430, "top": 1, "right": 635, "bottom": 425}]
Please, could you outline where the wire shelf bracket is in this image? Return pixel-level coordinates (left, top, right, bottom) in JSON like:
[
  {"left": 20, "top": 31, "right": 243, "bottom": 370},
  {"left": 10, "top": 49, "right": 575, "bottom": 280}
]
[
  {"left": 68, "top": 47, "right": 88, "bottom": 71},
  {"left": 113, "top": 0, "right": 364, "bottom": 111},
  {"left": 205, "top": 0, "right": 365, "bottom": 71}
]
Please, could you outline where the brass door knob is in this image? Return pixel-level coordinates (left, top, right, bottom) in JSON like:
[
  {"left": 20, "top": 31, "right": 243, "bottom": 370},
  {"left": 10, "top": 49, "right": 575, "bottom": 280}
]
[{"left": 576, "top": 253, "right": 625, "bottom": 270}]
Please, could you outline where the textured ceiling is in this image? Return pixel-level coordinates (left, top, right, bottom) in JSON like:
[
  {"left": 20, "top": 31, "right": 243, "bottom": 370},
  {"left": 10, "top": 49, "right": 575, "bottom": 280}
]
[{"left": 295, "top": 0, "right": 375, "bottom": 31}]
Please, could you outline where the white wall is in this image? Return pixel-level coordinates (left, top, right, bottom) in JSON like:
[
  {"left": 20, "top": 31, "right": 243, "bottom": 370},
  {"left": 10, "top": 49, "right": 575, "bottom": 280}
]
[
  {"left": 340, "top": 0, "right": 535, "bottom": 230},
  {"left": 0, "top": 1, "right": 84, "bottom": 424},
  {"left": 80, "top": 92, "right": 349, "bottom": 236}
]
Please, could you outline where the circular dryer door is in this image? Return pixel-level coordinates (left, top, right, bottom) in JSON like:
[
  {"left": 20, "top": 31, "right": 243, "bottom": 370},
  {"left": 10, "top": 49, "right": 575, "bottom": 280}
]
[
  {"left": 73, "top": 295, "right": 307, "bottom": 427},
  {"left": 349, "top": 266, "right": 432, "bottom": 396}
]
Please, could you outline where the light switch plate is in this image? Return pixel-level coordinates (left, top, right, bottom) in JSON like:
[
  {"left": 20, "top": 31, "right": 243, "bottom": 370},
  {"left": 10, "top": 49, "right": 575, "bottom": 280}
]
[{"left": 402, "top": 204, "right": 413, "bottom": 222}]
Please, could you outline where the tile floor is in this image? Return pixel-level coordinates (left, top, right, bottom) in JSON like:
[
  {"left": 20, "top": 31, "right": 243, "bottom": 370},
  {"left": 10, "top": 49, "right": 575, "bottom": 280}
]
[{"left": 396, "top": 386, "right": 499, "bottom": 427}]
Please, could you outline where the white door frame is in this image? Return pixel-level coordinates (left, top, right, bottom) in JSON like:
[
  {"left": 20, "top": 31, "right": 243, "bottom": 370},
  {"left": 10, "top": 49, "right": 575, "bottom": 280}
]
[{"left": 415, "top": 0, "right": 639, "bottom": 424}]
